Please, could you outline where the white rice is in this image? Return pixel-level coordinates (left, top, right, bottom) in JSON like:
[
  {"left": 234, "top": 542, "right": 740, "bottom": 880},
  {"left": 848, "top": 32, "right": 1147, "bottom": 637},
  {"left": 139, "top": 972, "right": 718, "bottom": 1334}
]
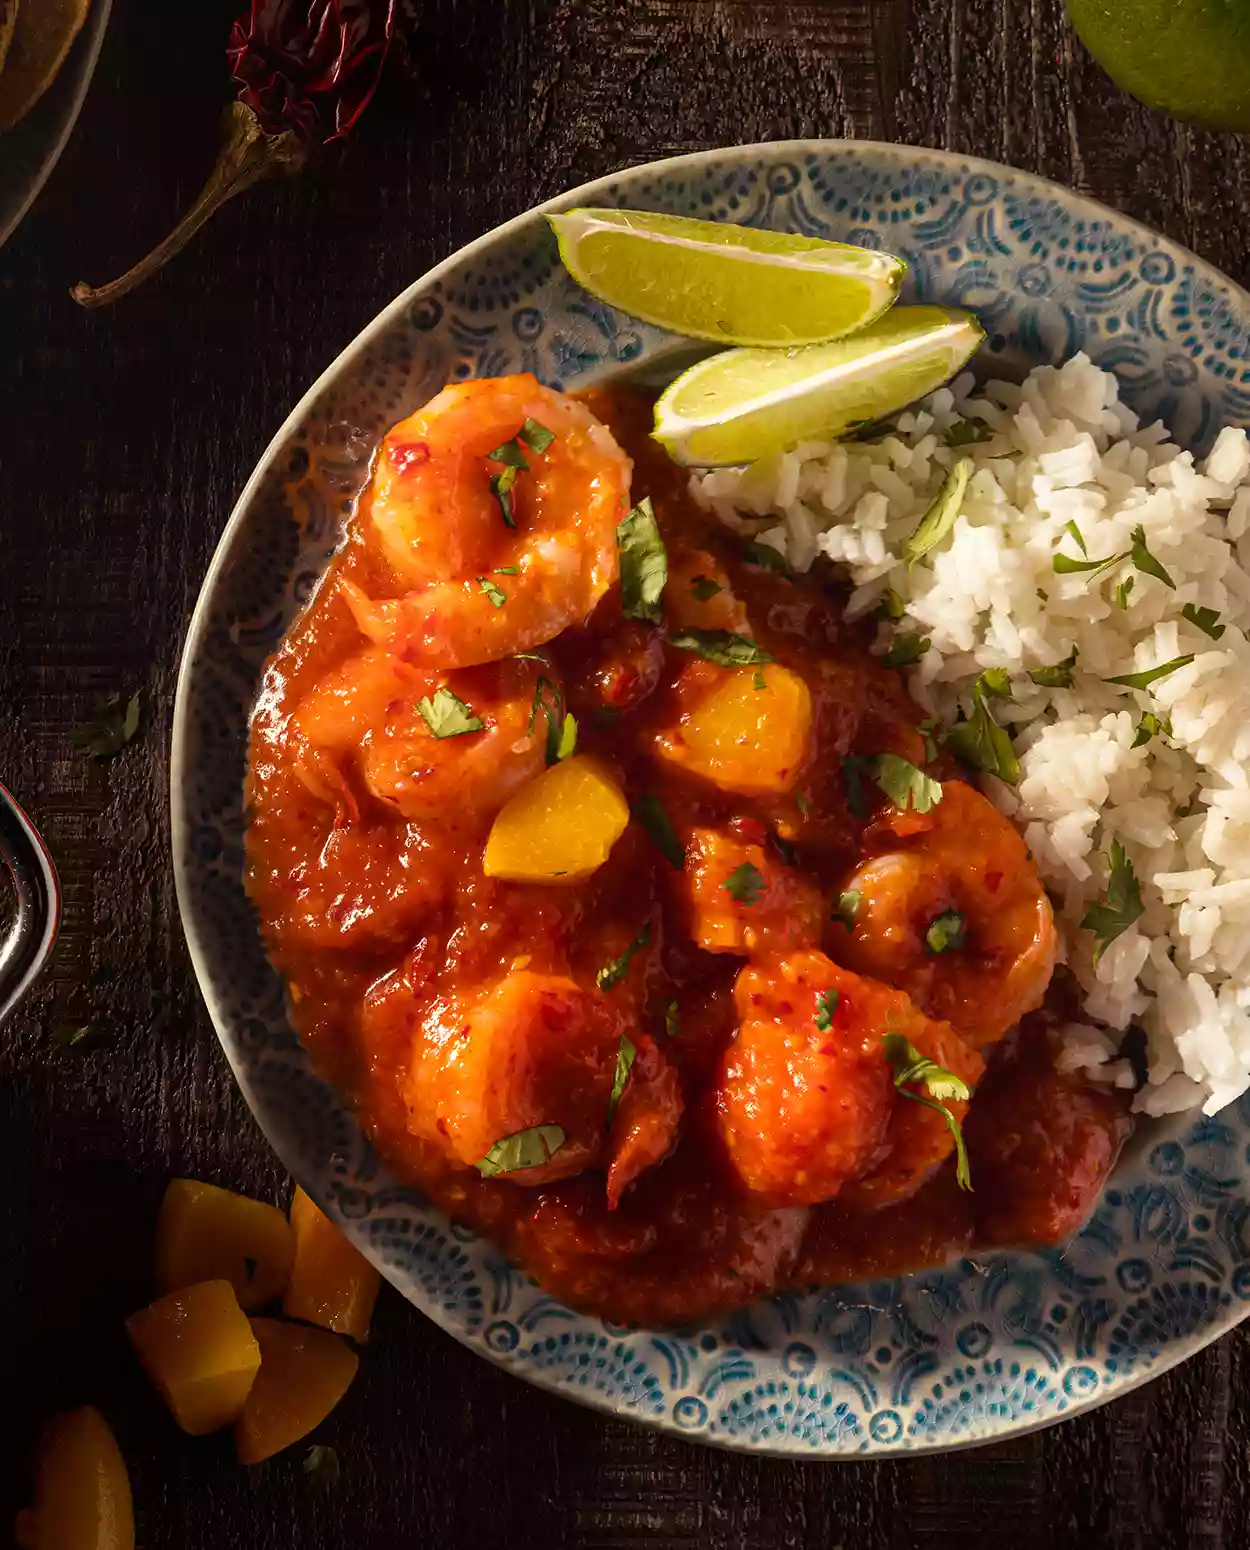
[{"left": 692, "top": 354, "right": 1250, "bottom": 1118}]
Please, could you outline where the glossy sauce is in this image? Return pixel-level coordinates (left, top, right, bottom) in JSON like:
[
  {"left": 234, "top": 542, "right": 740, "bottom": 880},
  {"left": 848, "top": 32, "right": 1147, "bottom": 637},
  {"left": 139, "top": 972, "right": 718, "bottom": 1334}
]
[{"left": 245, "top": 388, "right": 1133, "bottom": 1327}]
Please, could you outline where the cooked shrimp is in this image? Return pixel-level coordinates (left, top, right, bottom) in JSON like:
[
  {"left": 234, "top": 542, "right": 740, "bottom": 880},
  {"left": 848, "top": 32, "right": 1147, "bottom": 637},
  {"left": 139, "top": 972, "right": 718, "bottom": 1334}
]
[
  {"left": 288, "top": 647, "right": 428, "bottom": 812},
  {"left": 407, "top": 971, "right": 635, "bottom": 1185},
  {"left": 663, "top": 548, "right": 749, "bottom": 633},
  {"left": 360, "top": 658, "right": 550, "bottom": 830},
  {"left": 606, "top": 1036, "right": 684, "bottom": 1208},
  {"left": 681, "top": 822, "right": 824, "bottom": 955},
  {"left": 291, "top": 651, "right": 552, "bottom": 832},
  {"left": 344, "top": 374, "right": 631, "bottom": 668},
  {"left": 833, "top": 779, "right": 1057, "bottom": 1045},
  {"left": 717, "top": 952, "right": 895, "bottom": 1206}
]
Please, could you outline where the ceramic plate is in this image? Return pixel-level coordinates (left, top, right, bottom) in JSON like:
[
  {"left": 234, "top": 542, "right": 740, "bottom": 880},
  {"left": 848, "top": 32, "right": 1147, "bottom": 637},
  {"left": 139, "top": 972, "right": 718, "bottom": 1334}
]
[
  {"left": 0, "top": 0, "right": 112, "bottom": 249},
  {"left": 172, "top": 141, "right": 1250, "bottom": 1457}
]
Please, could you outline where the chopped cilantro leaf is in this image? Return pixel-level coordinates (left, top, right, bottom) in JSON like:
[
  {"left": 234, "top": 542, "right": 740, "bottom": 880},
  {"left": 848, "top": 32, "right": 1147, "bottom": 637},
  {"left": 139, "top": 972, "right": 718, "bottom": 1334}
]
[
  {"left": 742, "top": 540, "right": 792, "bottom": 576},
  {"left": 664, "top": 998, "right": 680, "bottom": 1038},
  {"left": 1053, "top": 547, "right": 1125, "bottom": 577},
  {"left": 617, "top": 497, "right": 668, "bottom": 623},
  {"left": 606, "top": 1035, "right": 637, "bottom": 1124},
  {"left": 490, "top": 465, "right": 519, "bottom": 528},
  {"left": 1114, "top": 577, "right": 1135, "bottom": 610},
  {"left": 1080, "top": 839, "right": 1144, "bottom": 966},
  {"left": 484, "top": 435, "right": 532, "bottom": 527},
  {"left": 634, "top": 794, "right": 684, "bottom": 869},
  {"left": 72, "top": 692, "right": 142, "bottom": 760},
  {"left": 417, "top": 688, "right": 484, "bottom": 739},
  {"left": 947, "top": 421, "right": 994, "bottom": 447},
  {"left": 883, "top": 633, "right": 931, "bottom": 669},
  {"left": 1028, "top": 647, "right": 1077, "bottom": 688},
  {"left": 753, "top": 668, "right": 767, "bottom": 690},
  {"left": 477, "top": 576, "right": 507, "bottom": 608},
  {"left": 597, "top": 926, "right": 651, "bottom": 991},
  {"left": 519, "top": 418, "right": 555, "bottom": 454},
  {"left": 944, "top": 672, "right": 1020, "bottom": 784},
  {"left": 814, "top": 989, "right": 839, "bottom": 1031},
  {"left": 925, "top": 909, "right": 966, "bottom": 954},
  {"left": 1064, "top": 519, "right": 1088, "bottom": 556},
  {"left": 868, "top": 753, "right": 944, "bottom": 814},
  {"left": 304, "top": 1445, "right": 340, "bottom": 1488},
  {"left": 722, "top": 862, "right": 765, "bottom": 906},
  {"left": 905, "top": 459, "right": 972, "bottom": 566},
  {"left": 882, "top": 1032, "right": 972, "bottom": 1190},
  {"left": 487, "top": 437, "right": 529, "bottom": 469},
  {"left": 689, "top": 574, "right": 722, "bottom": 602},
  {"left": 842, "top": 757, "right": 868, "bottom": 819},
  {"left": 476, "top": 1125, "right": 566, "bottom": 1177},
  {"left": 51, "top": 1021, "right": 98, "bottom": 1048},
  {"left": 978, "top": 667, "right": 1012, "bottom": 700},
  {"left": 1130, "top": 525, "right": 1176, "bottom": 589},
  {"left": 669, "top": 629, "right": 773, "bottom": 667},
  {"left": 527, "top": 675, "right": 573, "bottom": 764},
  {"left": 833, "top": 890, "right": 861, "bottom": 928},
  {"left": 1105, "top": 654, "right": 1195, "bottom": 691},
  {"left": 879, "top": 587, "right": 907, "bottom": 621},
  {"left": 1181, "top": 603, "right": 1225, "bottom": 640},
  {"left": 1132, "top": 711, "right": 1169, "bottom": 748}
]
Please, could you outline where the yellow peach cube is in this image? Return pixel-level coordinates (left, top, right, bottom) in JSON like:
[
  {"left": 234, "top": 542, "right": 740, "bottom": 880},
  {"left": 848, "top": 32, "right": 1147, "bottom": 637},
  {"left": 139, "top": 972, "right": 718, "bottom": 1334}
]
[
  {"left": 14, "top": 1407, "right": 133, "bottom": 1550},
  {"left": 656, "top": 663, "right": 812, "bottom": 795},
  {"left": 483, "top": 755, "right": 629, "bottom": 883},
  {"left": 126, "top": 1280, "right": 261, "bottom": 1436},
  {"left": 154, "top": 1178, "right": 294, "bottom": 1312},
  {"left": 284, "top": 1188, "right": 381, "bottom": 1342},
  {"left": 235, "top": 1318, "right": 360, "bottom": 1465}
]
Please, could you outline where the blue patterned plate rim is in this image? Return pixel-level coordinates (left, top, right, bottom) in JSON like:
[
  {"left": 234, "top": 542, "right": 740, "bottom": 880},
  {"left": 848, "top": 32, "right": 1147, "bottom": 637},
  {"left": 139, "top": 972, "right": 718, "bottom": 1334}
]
[{"left": 172, "top": 140, "right": 1250, "bottom": 1458}]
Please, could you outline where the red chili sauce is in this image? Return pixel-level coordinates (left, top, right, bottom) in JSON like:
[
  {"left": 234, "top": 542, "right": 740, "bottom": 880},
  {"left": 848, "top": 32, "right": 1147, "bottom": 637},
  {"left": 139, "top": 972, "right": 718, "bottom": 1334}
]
[{"left": 245, "top": 385, "right": 1132, "bottom": 1327}]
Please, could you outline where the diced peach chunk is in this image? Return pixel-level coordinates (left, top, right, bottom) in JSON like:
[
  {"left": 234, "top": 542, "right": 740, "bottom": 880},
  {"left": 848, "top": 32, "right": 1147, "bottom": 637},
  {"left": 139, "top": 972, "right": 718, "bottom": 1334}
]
[
  {"left": 234, "top": 1318, "right": 360, "bottom": 1465},
  {"left": 482, "top": 754, "right": 629, "bottom": 883},
  {"left": 656, "top": 664, "right": 812, "bottom": 795},
  {"left": 284, "top": 1188, "right": 381, "bottom": 1342},
  {"left": 14, "top": 1408, "right": 134, "bottom": 1550},
  {"left": 126, "top": 1280, "right": 261, "bottom": 1435},
  {"left": 154, "top": 1178, "right": 294, "bottom": 1312}
]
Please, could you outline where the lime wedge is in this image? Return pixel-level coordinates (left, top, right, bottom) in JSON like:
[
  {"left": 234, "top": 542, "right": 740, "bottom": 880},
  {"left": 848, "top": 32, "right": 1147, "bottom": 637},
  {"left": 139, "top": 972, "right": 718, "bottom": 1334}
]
[
  {"left": 548, "top": 208, "right": 905, "bottom": 348},
  {"left": 653, "top": 306, "right": 985, "bottom": 466}
]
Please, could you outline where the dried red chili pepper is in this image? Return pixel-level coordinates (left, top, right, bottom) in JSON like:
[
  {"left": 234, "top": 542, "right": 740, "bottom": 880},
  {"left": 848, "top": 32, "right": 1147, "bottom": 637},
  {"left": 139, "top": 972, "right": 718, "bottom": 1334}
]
[{"left": 71, "top": 0, "right": 396, "bottom": 309}]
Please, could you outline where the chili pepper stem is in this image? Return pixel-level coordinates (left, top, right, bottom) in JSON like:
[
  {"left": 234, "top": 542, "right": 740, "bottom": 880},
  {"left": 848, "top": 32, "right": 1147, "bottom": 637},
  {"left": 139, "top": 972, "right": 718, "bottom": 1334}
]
[{"left": 71, "top": 102, "right": 308, "bottom": 310}]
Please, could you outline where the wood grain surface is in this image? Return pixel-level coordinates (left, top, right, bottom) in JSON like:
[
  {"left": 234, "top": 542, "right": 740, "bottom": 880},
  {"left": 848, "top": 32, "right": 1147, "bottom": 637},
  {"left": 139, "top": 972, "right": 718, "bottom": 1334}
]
[{"left": 2, "top": 1, "right": 1249, "bottom": 1544}]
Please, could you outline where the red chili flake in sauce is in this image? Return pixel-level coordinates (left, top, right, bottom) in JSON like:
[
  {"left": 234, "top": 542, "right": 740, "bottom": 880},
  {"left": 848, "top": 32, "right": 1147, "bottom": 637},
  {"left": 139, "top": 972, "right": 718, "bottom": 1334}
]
[
  {"left": 389, "top": 440, "right": 431, "bottom": 475},
  {"left": 985, "top": 870, "right": 1003, "bottom": 894}
]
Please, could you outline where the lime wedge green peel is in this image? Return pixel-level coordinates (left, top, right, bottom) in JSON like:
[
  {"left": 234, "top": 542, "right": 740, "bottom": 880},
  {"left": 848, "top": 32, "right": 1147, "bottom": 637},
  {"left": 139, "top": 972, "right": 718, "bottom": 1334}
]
[
  {"left": 548, "top": 208, "right": 905, "bottom": 348},
  {"left": 653, "top": 306, "right": 985, "bottom": 467}
]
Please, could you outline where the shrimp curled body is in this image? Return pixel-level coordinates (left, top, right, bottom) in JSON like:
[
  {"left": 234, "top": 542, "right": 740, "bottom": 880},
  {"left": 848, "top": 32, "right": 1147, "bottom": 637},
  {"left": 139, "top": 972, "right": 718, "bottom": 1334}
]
[
  {"left": 835, "top": 779, "right": 1057, "bottom": 1045},
  {"left": 343, "top": 374, "right": 632, "bottom": 668}
]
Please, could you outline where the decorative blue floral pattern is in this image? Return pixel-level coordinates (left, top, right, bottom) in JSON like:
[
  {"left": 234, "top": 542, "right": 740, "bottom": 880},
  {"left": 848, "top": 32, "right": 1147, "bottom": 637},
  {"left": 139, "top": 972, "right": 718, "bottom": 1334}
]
[{"left": 172, "top": 142, "right": 1250, "bottom": 1457}]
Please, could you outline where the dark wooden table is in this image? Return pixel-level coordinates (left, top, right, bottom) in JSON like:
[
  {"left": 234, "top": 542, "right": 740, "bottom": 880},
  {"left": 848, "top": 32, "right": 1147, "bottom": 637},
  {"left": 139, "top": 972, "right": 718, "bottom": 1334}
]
[{"left": 3, "top": 1, "right": 1250, "bottom": 1544}]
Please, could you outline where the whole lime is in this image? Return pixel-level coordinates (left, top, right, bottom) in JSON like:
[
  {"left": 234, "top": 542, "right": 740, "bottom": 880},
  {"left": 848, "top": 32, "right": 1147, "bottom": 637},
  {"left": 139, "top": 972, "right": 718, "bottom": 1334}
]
[{"left": 1065, "top": 0, "right": 1250, "bottom": 133}]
